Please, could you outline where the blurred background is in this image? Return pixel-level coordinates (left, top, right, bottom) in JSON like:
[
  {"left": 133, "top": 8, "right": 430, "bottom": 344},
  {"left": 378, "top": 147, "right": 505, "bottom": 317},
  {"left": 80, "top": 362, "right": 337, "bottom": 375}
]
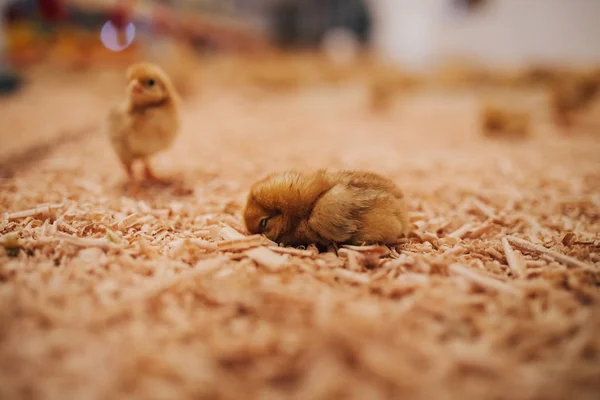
[
  {"left": 1, "top": 0, "right": 600, "bottom": 162},
  {"left": 2, "top": 0, "right": 600, "bottom": 75}
]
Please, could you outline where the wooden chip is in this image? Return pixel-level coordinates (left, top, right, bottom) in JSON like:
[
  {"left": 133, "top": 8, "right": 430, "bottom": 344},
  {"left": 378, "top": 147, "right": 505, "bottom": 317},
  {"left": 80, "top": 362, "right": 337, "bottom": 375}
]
[
  {"left": 422, "top": 232, "right": 439, "bottom": 243},
  {"left": 486, "top": 247, "right": 505, "bottom": 261},
  {"left": 169, "top": 238, "right": 217, "bottom": 254},
  {"left": 561, "top": 232, "right": 575, "bottom": 247},
  {"left": 94, "top": 258, "right": 227, "bottom": 325},
  {"left": 114, "top": 213, "right": 139, "bottom": 230},
  {"left": 449, "top": 264, "right": 523, "bottom": 296},
  {"left": 194, "top": 256, "right": 229, "bottom": 274},
  {"left": 468, "top": 222, "right": 495, "bottom": 238},
  {"left": 471, "top": 198, "right": 497, "bottom": 219},
  {"left": 341, "top": 244, "right": 390, "bottom": 256},
  {"left": 151, "top": 230, "right": 169, "bottom": 245},
  {"left": 332, "top": 268, "right": 370, "bottom": 284},
  {"left": 409, "top": 212, "right": 428, "bottom": 221},
  {"left": 38, "top": 232, "right": 121, "bottom": 250},
  {"left": 268, "top": 246, "right": 317, "bottom": 258},
  {"left": 506, "top": 235, "right": 595, "bottom": 271},
  {"left": 217, "top": 225, "right": 246, "bottom": 241},
  {"left": 448, "top": 223, "right": 474, "bottom": 239},
  {"left": 338, "top": 248, "right": 364, "bottom": 272},
  {"left": 441, "top": 246, "right": 466, "bottom": 257},
  {"left": 246, "top": 247, "right": 289, "bottom": 271},
  {"left": 501, "top": 237, "right": 525, "bottom": 278},
  {"left": 217, "top": 235, "right": 265, "bottom": 251},
  {"left": 6, "top": 203, "right": 62, "bottom": 220},
  {"left": 525, "top": 259, "right": 547, "bottom": 267}
]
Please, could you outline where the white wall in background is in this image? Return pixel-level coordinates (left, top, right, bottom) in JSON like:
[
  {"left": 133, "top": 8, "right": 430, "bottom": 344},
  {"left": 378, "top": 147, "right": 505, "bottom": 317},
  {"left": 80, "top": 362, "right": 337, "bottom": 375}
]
[
  {"left": 367, "top": 0, "right": 446, "bottom": 71},
  {"left": 368, "top": 0, "right": 600, "bottom": 70}
]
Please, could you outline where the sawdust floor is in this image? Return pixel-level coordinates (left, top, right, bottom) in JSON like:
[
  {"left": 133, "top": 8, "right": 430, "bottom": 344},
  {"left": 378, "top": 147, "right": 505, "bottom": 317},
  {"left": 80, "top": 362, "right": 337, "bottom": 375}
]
[{"left": 1, "top": 69, "right": 600, "bottom": 400}]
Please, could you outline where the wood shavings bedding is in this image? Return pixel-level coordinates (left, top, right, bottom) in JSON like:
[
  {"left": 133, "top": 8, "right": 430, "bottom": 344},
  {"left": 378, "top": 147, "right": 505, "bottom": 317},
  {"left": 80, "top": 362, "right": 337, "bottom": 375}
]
[{"left": 0, "top": 61, "right": 599, "bottom": 400}]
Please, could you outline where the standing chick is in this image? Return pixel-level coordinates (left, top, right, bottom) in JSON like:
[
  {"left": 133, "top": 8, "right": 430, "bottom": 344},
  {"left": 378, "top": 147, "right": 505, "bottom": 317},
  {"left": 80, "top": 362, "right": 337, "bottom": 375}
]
[
  {"left": 244, "top": 170, "right": 409, "bottom": 247},
  {"left": 107, "top": 62, "right": 181, "bottom": 182}
]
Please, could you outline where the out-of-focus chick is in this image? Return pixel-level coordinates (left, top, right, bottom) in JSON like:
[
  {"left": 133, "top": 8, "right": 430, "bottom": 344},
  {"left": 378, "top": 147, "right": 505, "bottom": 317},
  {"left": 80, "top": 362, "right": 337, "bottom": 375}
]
[
  {"left": 367, "top": 64, "right": 419, "bottom": 112},
  {"left": 480, "top": 104, "right": 531, "bottom": 139},
  {"left": 550, "top": 72, "right": 600, "bottom": 127},
  {"left": 244, "top": 170, "right": 409, "bottom": 247},
  {"left": 513, "top": 66, "right": 561, "bottom": 87},
  {"left": 107, "top": 62, "right": 181, "bottom": 181}
]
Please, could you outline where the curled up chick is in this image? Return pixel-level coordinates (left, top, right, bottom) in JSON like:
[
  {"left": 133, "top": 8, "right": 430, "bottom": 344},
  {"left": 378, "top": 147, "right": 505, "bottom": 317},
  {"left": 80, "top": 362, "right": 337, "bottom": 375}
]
[
  {"left": 107, "top": 62, "right": 181, "bottom": 183},
  {"left": 243, "top": 170, "right": 409, "bottom": 249}
]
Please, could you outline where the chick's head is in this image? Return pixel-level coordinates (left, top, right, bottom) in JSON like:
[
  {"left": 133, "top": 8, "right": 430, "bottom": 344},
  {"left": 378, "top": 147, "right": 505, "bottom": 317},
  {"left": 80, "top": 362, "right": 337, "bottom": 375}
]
[
  {"left": 126, "top": 62, "right": 176, "bottom": 108},
  {"left": 243, "top": 192, "right": 287, "bottom": 242},
  {"left": 243, "top": 170, "right": 331, "bottom": 243}
]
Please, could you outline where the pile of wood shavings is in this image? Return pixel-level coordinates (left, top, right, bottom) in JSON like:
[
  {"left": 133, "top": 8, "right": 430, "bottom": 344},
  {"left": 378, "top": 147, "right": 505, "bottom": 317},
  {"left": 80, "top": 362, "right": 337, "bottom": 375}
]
[{"left": 0, "top": 65, "right": 599, "bottom": 400}]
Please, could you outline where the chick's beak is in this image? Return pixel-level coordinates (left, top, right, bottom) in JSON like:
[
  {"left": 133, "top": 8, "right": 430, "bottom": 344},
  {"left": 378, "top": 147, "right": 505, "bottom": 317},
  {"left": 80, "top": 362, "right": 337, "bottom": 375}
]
[{"left": 127, "top": 80, "right": 144, "bottom": 94}]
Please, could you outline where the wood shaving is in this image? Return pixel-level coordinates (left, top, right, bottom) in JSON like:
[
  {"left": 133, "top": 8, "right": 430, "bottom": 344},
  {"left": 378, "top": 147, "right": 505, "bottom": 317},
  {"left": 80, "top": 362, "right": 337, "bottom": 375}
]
[
  {"left": 246, "top": 247, "right": 289, "bottom": 271},
  {"left": 5, "top": 203, "right": 62, "bottom": 220},
  {"left": 470, "top": 198, "right": 498, "bottom": 219},
  {"left": 217, "top": 234, "right": 265, "bottom": 251},
  {"left": 467, "top": 222, "right": 496, "bottom": 238},
  {"left": 501, "top": 237, "right": 525, "bottom": 278},
  {"left": 507, "top": 235, "right": 595, "bottom": 271},
  {"left": 332, "top": 268, "right": 371, "bottom": 284},
  {"left": 338, "top": 248, "right": 364, "bottom": 271},
  {"left": 268, "top": 246, "right": 317, "bottom": 258},
  {"left": 1, "top": 58, "right": 599, "bottom": 400},
  {"left": 341, "top": 244, "right": 391, "bottom": 257},
  {"left": 216, "top": 225, "right": 247, "bottom": 241},
  {"left": 37, "top": 232, "right": 121, "bottom": 250},
  {"left": 448, "top": 223, "right": 474, "bottom": 239},
  {"left": 449, "top": 264, "right": 523, "bottom": 297}
]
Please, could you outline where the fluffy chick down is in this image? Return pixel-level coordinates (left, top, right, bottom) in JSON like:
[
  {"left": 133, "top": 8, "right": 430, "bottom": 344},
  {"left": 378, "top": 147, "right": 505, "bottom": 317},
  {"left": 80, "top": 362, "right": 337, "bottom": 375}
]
[
  {"left": 244, "top": 170, "right": 409, "bottom": 247},
  {"left": 106, "top": 62, "right": 181, "bottom": 180}
]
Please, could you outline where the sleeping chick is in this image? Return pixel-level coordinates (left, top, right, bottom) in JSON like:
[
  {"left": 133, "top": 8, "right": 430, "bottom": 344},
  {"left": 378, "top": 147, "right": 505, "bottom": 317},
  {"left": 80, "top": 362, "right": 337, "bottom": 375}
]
[
  {"left": 107, "top": 62, "right": 181, "bottom": 182},
  {"left": 243, "top": 170, "right": 409, "bottom": 248}
]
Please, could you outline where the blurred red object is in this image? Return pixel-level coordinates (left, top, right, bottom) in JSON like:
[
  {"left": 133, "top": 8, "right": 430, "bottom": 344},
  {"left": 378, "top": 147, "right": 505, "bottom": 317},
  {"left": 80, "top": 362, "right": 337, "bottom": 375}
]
[
  {"left": 37, "top": 0, "right": 67, "bottom": 22},
  {"left": 109, "top": 4, "right": 131, "bottom": 31}
]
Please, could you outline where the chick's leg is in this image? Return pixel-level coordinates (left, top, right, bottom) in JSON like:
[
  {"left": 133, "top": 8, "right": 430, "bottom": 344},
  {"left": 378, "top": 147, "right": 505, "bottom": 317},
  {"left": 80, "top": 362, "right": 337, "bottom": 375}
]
[
  {"left": 142, "top": 159, "right": 168, "bottom": 184},
  {"left": 118, "top": 161, "right": 139, "bottom": 192},
  {"left": 123, "top": 161, "right": 134, "bottom": 180}
]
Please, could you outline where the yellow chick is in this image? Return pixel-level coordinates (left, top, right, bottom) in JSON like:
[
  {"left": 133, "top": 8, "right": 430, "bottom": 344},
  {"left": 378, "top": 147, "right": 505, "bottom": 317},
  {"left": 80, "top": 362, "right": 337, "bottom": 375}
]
[
  {"left": 107, "top": 62, "right": 181, "bottom": 182},
  {"left": 244, "top": 170, "right": 409, "bottom": 248}
]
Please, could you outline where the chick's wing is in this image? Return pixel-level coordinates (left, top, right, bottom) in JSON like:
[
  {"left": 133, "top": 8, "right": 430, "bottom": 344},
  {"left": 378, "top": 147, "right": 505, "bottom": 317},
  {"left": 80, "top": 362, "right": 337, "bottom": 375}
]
[
  {"left": 126, "top": 110, "right": 179, "bottom": 157},
  {"left": 308, "top": 184, "right": 379, "bottom": 243},
  {"left": 106, "top": 105, "right": 134, "bottom": 162}
]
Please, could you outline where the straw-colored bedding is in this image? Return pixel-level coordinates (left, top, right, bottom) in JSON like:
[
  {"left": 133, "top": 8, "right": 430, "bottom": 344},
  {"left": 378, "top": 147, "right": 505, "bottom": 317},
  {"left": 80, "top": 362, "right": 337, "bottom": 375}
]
[{"left": 1, "top": 59, "right": 599, "bottom": 400}]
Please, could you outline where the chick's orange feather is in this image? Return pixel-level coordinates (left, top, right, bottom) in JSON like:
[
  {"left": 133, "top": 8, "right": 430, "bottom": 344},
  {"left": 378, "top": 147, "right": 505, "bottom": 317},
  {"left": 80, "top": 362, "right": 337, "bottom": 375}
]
[{"left": 244, "top": 170, "right": 409, "bottom": 247}]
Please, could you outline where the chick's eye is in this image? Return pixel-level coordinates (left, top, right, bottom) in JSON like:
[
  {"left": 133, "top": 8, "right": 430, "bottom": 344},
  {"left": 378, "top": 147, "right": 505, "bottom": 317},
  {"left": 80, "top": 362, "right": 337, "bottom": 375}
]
[
  {"left": 259, "top": 217, "right": 269, "bottom": 230},
  {"left": 146, "top": 79, "right": 155, "bottom": 87}
]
